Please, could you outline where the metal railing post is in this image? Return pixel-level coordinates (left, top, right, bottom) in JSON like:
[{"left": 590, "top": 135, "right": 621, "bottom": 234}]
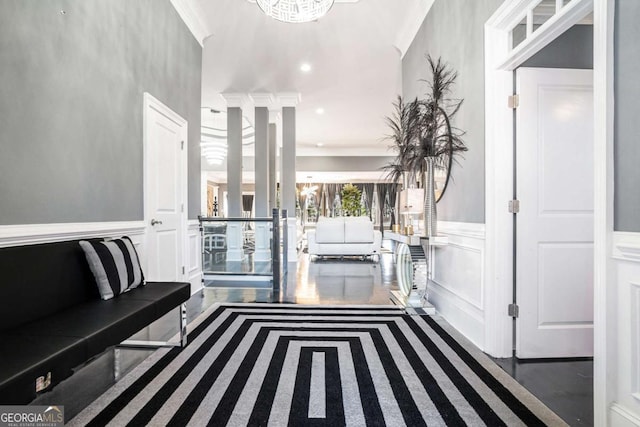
[
  {"left": 271, "top": 208, "right": 280, "bottom": 291},
  {"left": 282, "top": 209, "right": 288, "bottom": 268}
]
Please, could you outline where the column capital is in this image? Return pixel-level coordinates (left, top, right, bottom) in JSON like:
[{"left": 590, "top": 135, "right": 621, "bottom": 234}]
[
  {"left": 220, "top": 93, "right": 248, "bottom": 108},
  {"left": 269, "top": 109, "right": 281, "bottom": 124},
  {"left": 277, "top": 92, "right": 302, "bottom": 108},
  {"left": 249, "top": 93, "right": 276, "bottom": 108}
]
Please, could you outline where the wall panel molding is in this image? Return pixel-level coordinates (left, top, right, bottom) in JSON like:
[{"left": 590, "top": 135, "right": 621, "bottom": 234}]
[
  {"left": 431, "top": 221, "right": 486, "bottom": 349},
  {"left": 611, "top": 403, "right": 640, "bottom": 427},
  {"left": 187, "top": 220, "right": 203, "bottom": 294}
]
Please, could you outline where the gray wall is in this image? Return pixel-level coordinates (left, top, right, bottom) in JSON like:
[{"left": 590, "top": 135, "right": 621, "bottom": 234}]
[
  {"left": 614, "top": 0, "right": 640, "bottom": 231},
  {"left": 0, "top": 0, "right": 202, "bottom": 224},
  {"left": 521, "top": 25, "right": 593, "bottom": 69},
  {"left": 402, "top": 0, "right": 504, "bottom": 224}
]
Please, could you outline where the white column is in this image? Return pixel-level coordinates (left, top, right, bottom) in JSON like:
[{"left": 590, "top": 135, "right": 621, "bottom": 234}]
[
  {"left": 268, "top": 110, "right": 280, "bottom": 211},
  {"left": 278, "top": 93, "right": 301, "bottom": 261},
  {"left": 249, "top": 93, "right": 275, "bottom": 262},
  {"left": 221, "top": 93, "right": 246, "bottom": 262}
]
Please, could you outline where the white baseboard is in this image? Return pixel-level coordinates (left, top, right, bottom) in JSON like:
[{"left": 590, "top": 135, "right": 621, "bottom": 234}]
[{"left": 0, "top": 221, "right": 146, "bottom": 247}]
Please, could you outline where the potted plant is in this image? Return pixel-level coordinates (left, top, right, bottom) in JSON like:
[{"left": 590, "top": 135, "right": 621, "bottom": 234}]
[
  {"left": 382, "top": 96, "right": 421, "bottom": 188},
  {"left": 410, "top": 55, "right": 467, "bottom": 236},
  {"left": 341, "top": 184, "right": 363, "bottom": 217}
]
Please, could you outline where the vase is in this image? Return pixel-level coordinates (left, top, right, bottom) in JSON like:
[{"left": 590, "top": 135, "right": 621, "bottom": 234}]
[{"left": 424, "top": 157, "right": 437, "bottom": 236}]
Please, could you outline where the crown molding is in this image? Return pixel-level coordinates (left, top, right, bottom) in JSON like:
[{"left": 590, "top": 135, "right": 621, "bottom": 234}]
[
  {"left": 395, "top": 0, "right": 434, "bottom": 59},
  {"left": 268, "top": 109, "right": 282, "bottom": 123},
  {"left": 249, "top": 93, "right": 276, "bottom": 108},
  {"left": 220, "top": 93, "right": 249, "bottom": 109},
  {"left": 277, "top": 93, "right": 302, "bottom": 108},
  {"left": 170, "top": 0, "right": 211, "bottom": 48}
]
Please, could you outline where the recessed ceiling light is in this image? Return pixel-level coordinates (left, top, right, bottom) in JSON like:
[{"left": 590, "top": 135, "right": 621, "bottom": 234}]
[
  {"left": 316, "top": 143, "right": 324, "bottom": 147},
  {"left": 300, "top": 63, "right": 312, "bottom": 73},
  {"left": 315, "top": 108, "right": 325, "bottom": 115}
]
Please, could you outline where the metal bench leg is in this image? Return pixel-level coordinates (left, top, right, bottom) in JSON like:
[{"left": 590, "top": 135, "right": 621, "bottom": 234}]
[{"left": 119, "top": 303, "right": 188, "bottom": 349}]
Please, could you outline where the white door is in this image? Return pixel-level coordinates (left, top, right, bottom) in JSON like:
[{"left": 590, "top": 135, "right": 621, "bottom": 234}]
[
  {"left": 515, "top": 68, "right": 594, "bottom": 358},
  {"left": 144, "top": 93, "right": 187, "bottom": 282}
]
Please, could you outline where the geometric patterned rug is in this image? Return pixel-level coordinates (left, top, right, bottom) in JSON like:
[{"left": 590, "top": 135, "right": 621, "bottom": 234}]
[{"left": 69, "top": 304, "right": 568, "bottom": 426}]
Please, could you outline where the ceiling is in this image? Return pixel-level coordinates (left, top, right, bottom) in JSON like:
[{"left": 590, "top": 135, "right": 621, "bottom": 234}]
[{"left": 185, "top": 0, "right": 432, "bottom": 158}]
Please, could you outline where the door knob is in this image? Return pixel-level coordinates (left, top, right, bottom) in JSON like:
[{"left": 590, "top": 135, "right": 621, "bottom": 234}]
[{"left": 150, "top": 219, "right": 163, "bottom": 226}]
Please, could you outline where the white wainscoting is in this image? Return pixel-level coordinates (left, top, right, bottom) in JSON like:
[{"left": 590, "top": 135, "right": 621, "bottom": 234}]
[
  {"left": 431, "top": 221, "right": 486, "bottom": 350},
  {"left": 611, "top": 232, "right": 640, "bottom": 426},
  {"left": 0, "top": 221, "right": 146, "bottom": 248},
  {"left": 0, "top": 220, "right": 204, "bottom": 295},
  {"left": 187, "top": 220, "right": 203, "bottom": 295}
]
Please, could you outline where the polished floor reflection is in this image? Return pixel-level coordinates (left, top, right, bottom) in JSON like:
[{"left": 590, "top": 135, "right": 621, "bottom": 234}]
[{"left": 36, "top": 241, "right": 590, "bottom": 426}]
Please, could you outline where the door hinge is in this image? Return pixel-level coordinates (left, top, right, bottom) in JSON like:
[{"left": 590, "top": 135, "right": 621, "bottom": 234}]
[
  {"left": 508, "top": 303, "right": 519, "bottom": 318},
  {"left": 508, "top": 199, "right": 520, "bottom": 213},
  {"left": 181, "top": 140, "right": 185, "bottom": 150},
  {"left": 508, "top": 94, "right": 519, "bottom": 109},
  {"left": 181, "top": 203, "right": 184, "bottom": 213},
  {"left": 182, "top": 266, "right": 185, "bottom": 275}
]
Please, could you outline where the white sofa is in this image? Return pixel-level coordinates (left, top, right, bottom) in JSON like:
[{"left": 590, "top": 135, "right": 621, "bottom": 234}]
[{"left": 307, "top": 216, "right": 382, "bottom": 259}]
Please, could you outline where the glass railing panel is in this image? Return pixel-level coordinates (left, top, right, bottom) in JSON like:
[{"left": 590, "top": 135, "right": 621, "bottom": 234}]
[{"left": 201, "top": 217, "right": 273, "bottom": 277}]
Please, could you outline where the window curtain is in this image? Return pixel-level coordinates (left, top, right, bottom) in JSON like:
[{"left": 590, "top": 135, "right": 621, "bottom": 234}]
[
  {"left": 317, "top": 183, "right": 326, "bottom": 218},
  {"left": 387, "top": 183, "right": 398, "bottom": 229},
  {"left": 376, "top": 183, "right": 387, "bottom": 236},
  {"left": 362, "top": 183, "right": 375, "bottom": 219},
  {"left": 334, "top": 183, "right": 343, "bottom": 215},
  {"left": 296, "top": 183, "right": 306, "bottom": 218},
  {"left": 326, "top": 185, "right": 336, "bottom": 217}
]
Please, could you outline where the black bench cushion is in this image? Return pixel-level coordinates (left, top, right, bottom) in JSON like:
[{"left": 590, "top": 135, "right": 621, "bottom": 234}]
[
  {"left": 118, "top": 281, "right": 191, "bottom": 317},
  {"left": 8, "top": 298, "right": 158, "bottom": 356},
  {"left": 0, "top": 334, "right": 87, "bottom": 405},
  {"left": 0, "top": 240, "right": 100, "bottom": 332},
  {"left": 0, "top": 282, "right": 190, "bottom": 404}
]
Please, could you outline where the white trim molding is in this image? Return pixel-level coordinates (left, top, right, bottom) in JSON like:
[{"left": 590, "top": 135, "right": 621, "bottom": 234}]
[
  {"left": 0, "top": 221, "right": 146, "bottom": 248},
  {"left": 170, "top": 0, "right": 211, "bottom": 47},
  {"left": 613, "top": 232, "right": 640, "bottom": 262},
  {"left": 611, "top": 403, "right": 640, "bottom": 427},
  {"left": 187, "top": 220, "right": 203, "bottom": 295},
  {"left": 431, "top": 221, "right": 486, "bottom": 349}
]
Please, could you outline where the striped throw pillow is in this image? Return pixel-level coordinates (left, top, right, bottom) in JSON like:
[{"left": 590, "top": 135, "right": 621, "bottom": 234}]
[{"left": 79, "top": 236, "right": 145, "bottom": 300}]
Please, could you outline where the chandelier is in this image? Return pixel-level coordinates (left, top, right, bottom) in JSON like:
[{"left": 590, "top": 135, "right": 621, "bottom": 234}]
[{"left": 256, "top": 0, "right": 335, "bottom": 23}]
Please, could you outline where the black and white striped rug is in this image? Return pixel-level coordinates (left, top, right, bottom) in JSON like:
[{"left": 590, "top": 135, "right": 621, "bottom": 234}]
[{"left": 70, "top": 304, "right": 567, "bottom": 426}]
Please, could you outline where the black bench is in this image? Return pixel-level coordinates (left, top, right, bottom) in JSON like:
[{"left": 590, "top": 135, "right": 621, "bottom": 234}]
[{"left": 0, "top": 239, "right": 190, "bottom": 404}]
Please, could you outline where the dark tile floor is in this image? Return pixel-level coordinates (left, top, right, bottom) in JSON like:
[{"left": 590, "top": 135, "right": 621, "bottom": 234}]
[
  {"left": 492, "top": 357, "right": 594, "bottom": 426},
  {"left": 33, "top": 245, "right": 593, "bottom": 426}
]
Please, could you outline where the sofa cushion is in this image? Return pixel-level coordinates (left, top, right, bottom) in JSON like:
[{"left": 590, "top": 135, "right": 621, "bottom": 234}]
[
  {"left": 79, "top": 236, "right": 145, "bottom": 300},
  {"left": 344, "top": 217, "right": 375, "bottom": 243},
  {"left": 314, "top": 217, "right": 345, "bottom": 243}
]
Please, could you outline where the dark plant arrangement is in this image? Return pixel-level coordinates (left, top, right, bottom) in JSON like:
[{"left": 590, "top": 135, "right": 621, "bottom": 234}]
[
  {"left": 382, "top": 96, "right": 420, "bottom": 185},
  {"left": 409, "top": 55, "right": 467, "bottom": 181},
  {"left": 382, "top": 55, "right": 467, "bottom": 200},
  {"left": 341, "top": 183, "right": 363, "bottom": 216}
]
